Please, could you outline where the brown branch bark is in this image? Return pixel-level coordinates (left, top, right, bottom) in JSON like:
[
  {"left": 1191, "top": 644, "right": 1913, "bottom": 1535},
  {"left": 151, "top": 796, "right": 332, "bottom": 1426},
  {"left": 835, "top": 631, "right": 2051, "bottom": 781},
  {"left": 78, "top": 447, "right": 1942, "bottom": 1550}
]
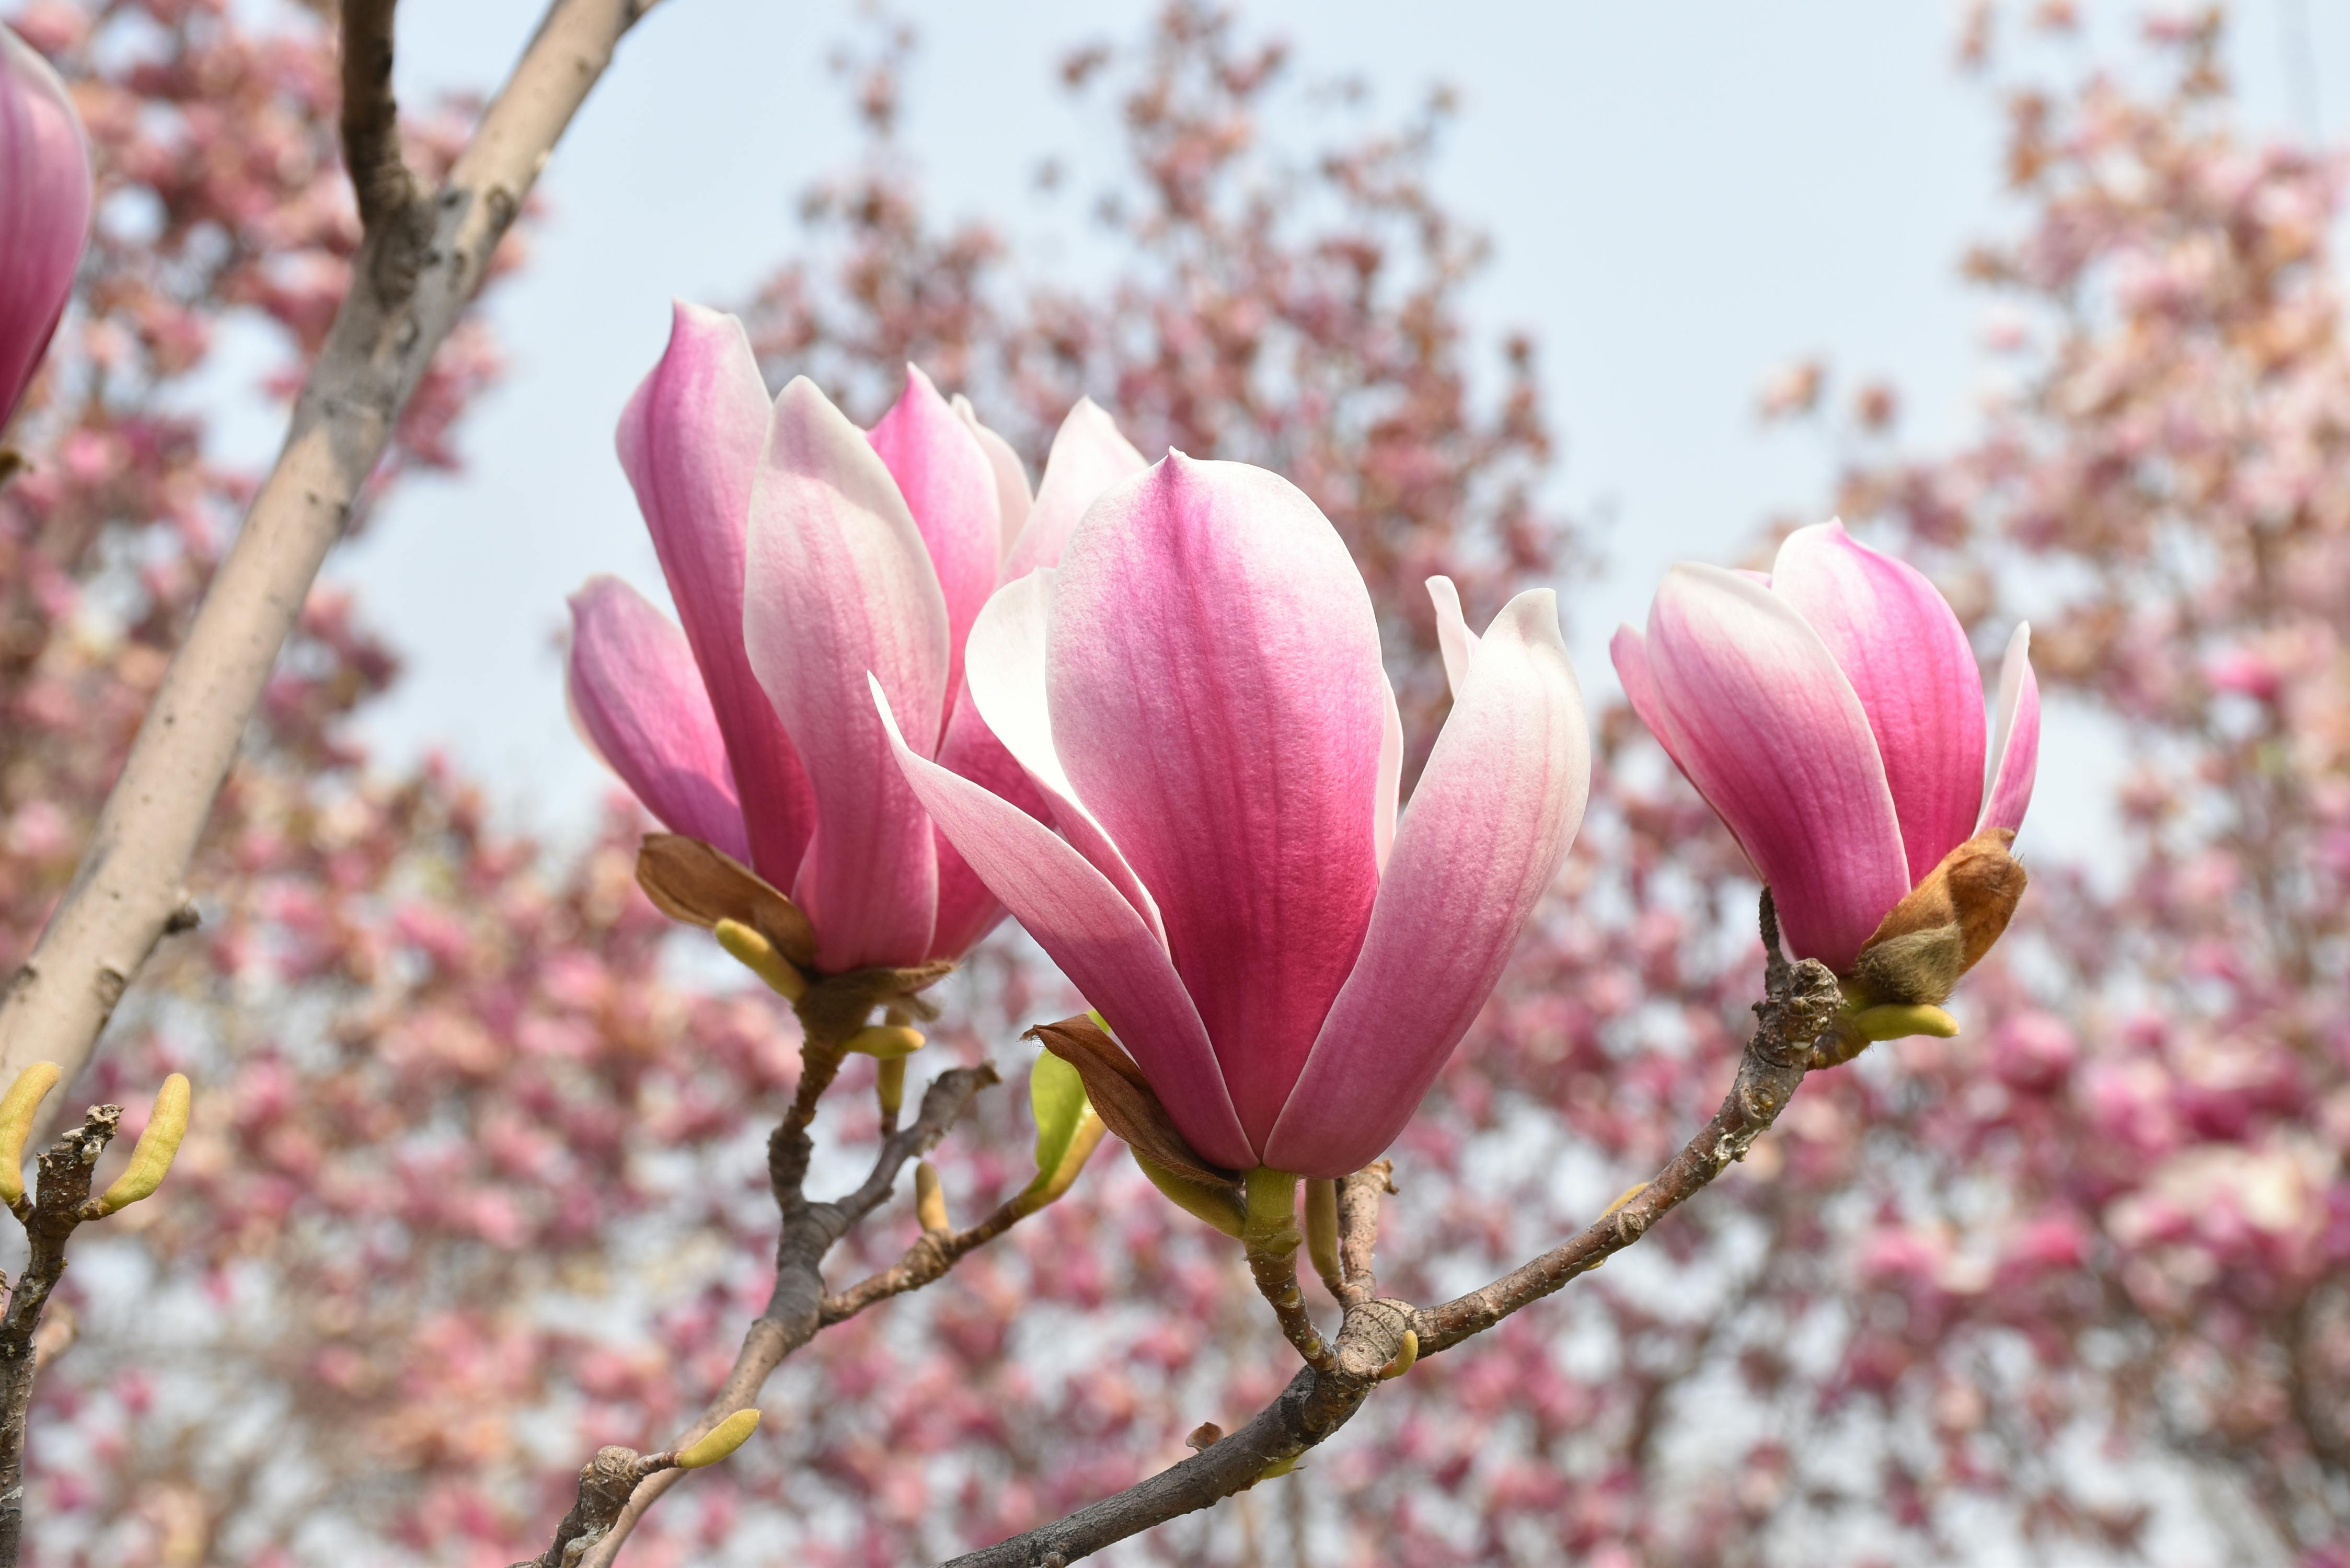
[
  {"left": 337, "top": 0, "right": 428, "bottom": 295},
  {"left": 0, "top": 0, "right": 661, "bottom": 1103},
  {"left": 0, "top": 1106, "right": 122, "bottom": 1568},
  {"left": 574, "top": 1060, "right": 999, "bottom": 1568},
  {"left": 936, "top": 894, "right": 1845, "bottom": 1568}
]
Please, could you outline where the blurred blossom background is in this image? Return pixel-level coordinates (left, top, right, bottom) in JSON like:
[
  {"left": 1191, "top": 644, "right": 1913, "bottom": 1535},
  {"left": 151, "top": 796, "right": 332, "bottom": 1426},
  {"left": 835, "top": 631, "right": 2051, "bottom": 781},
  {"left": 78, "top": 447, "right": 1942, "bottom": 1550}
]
[{"left": 3, "top": 0, "right": 2349, "bottom": 1564}]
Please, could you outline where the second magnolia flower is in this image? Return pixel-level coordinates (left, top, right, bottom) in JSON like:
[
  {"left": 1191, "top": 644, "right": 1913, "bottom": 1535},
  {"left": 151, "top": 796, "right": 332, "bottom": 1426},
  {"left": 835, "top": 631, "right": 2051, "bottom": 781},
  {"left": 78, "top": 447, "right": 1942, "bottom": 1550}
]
[{"left": 878, "top": 455, "right": 1591, "bottom": 1179}]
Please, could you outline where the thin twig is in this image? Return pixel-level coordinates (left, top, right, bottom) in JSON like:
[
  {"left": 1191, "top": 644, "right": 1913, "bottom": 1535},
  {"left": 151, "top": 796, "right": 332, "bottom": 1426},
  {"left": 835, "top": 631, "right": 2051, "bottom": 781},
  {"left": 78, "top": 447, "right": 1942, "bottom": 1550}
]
[
  {"left": 337, "top": 0, "right": 429, "bottom": 294},
  {"left": 0, "top": 0, "right": 661, "bottom": 1105},
  {"left": 574, "top": 1060, "right": 998, "bottom": 1568},
  {"left": 1333, "top": 1160, "right": 1391, "bottom": 1310},
  {"left": 935, "top": 893, "right": 1844, "bottom": 1568},
  {"left": 819, "top": 1190, "right": 1027, "bottom": 1325}
]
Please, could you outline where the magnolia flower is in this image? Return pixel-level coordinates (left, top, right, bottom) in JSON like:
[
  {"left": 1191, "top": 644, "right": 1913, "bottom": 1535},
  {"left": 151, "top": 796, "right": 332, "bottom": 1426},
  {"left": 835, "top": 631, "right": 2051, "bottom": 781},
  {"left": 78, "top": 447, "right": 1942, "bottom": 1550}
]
[
  {"left": 876, "top": 454, "right": 1589, "bottom": 1179},
  {"left": 1611, "top": 521, "right": 2040, "bottom": 1003},
  {"left": 2, "top": 22, "right": 92, "bottom": 426},
  {"left": 567, "top": 303, "right": 1145, "bottom": 971}
]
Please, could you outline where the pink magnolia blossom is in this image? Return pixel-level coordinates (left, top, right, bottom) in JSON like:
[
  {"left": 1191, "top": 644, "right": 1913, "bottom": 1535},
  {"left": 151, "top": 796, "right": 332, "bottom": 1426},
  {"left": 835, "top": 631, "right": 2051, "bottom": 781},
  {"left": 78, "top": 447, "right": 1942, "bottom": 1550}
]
[
  {"left": 876, "top": 453, "right": 1590, "bottom": 1178},
  {"left": 566, "top": 302, "right": 1145, "bottom": 970},
  {"left": 1, "top": 21, "right": 91, "bottom": 425},
  {"left": 1610, "top": 521, "right": 2041, "bottom": 973}
]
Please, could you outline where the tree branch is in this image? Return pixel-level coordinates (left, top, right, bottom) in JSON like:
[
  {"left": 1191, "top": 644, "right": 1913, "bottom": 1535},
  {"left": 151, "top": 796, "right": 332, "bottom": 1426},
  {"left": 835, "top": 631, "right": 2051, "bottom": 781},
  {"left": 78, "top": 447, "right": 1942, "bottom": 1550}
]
[
  {"left": 0, "top": 1105, "right": 121, "bottom": 1568},
  {"left": 0, "top": 0, "right": 661, "bottom": 1103},
  {"left": 573, "top": 1060, "right": 999, "bottom": 1567},
  {"left": 936, "top": 894, "right": 1845, "bottom": 1567},
  {"left": 337, "top": 0, "right": 428, "bottom": 293}
]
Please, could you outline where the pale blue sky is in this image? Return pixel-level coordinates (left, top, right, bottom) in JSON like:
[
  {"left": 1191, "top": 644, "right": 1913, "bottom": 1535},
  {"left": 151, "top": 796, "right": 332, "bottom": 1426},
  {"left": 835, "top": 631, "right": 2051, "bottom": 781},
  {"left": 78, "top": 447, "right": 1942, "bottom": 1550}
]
[{"left": 320, "top": 0, "right": 2346, "bottom": 851}]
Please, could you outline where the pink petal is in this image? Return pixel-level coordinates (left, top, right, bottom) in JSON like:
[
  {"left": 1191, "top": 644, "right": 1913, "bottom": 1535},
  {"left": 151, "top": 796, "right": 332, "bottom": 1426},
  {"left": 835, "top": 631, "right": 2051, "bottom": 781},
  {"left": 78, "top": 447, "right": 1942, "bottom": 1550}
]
[
  {"left": 616, "top": 303, "right": 814, "bottom": 884},
  {"left": 868, "top": 365, "right": 1001, "bottom": 724},
  {"left": 1614, "top": 622, "right": 1757, "bottom": 875},
  {"left": 873, "top": 676, "right": 1253, "bottom": 1169},
  {"left": 964, "top": 572, "right": 1166, "bottom": 946},
  {"left": 1426, "top": 575, "right": 1480, "bottom": 697},
  {"left": 565, "top": 577, "right": 747, "bottom": 861},
  {"left": 953, "top": 393, "right": 1033, "bottom": 557},
  {"left": 1772, "top": 521, "right": 1986, "bottom": 881},
  {"left": 1049, "top": 454, "right": 1387, "bottom": 1149},
  {"left": 1979, "top": 623, "right": 2040, "bottom": 836},
  {"left": 1374, "top": 670, "right": 1402, "bottom": 873},
  {"left": 0, "top": 24, "right": 90, "bottom": 424},
  {"left": 1644, "top": 564, "right": 1909, "bottom": 973},
  {"left": 1266, "top": 590, "right": 1589, "bottom": 1177},
  {"left": 999, "top": 397, "right": 1146, "bottom": 582},
  {"left": 745, "top": 377, "right": 949, "bottom": 970},
  {"left": 924, "top": 684, "right": 1052, "bottom": 960}
]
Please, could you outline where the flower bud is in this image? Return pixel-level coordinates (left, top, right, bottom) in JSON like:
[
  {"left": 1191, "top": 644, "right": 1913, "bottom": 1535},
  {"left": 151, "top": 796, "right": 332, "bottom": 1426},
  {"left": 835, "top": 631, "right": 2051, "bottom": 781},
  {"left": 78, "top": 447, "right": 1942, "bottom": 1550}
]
[
  {"left": 0, "top": 1061, "right": 60, "bottom": 1207},
  {"left": 672, "top": 1409, "right": 761, "bottom": 1469},
  {"left": 91, "top": 1074, "right": 190, "bottom": 1217},
  {"left": 713, "top": 916, "right": 809, "bottom": 1002},
  {"left": 914, "top": 1159, "right": 950, "bottom": 1236},
  {"left": 844, "top": 1024, "right": 925, "bottom": 1059},
  {"left": 2, "top": 24, "right": 92, "bottom": 428}
]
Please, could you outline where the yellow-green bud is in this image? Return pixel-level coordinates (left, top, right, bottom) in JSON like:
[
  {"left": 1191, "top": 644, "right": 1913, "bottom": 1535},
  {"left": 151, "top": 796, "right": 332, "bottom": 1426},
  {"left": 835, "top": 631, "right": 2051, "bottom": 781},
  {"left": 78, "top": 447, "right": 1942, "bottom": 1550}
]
[
  {"left": 0, "top": 1062, "right": 61, "bottom": 1208},
  {"left": 714, "top": 918, "right": 809, "bottom": 1001},
  {"left": 673, "top": 1409, "right": 761, "bottom": 1469},
  {"left": 844, "top": 1024, "right": 925, "bottom": 1059},
  {"left": 92, "top": 1074, "right": 191, "bottom": 1217},
  {"left": 914, "top": 1160, "right": 950, "bottom": 1236}
]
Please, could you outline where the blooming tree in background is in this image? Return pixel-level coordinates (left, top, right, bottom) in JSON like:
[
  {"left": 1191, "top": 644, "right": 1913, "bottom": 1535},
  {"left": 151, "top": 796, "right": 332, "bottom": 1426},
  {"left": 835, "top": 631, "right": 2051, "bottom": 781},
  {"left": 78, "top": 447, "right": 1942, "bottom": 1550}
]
[{"left": 0, "top": 3, "right": 2335, "bottom": 1567}]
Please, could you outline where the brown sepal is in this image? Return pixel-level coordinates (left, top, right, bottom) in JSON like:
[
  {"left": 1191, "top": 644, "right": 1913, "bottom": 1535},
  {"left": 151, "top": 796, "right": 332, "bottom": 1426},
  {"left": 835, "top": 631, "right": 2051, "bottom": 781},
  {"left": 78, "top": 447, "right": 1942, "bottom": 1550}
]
[
  {"left": 796, "top": 961, "right": 956, "bottom": 1044},
  {"left": 635, "top": 833, "right": 817, "bottom": 969},
  {"left": 1027, "top": 1014, "right": 1242, "bottom": 1189},
  {"left": 1849, "top": 827, "right": 2027, "bottom": 1007}
]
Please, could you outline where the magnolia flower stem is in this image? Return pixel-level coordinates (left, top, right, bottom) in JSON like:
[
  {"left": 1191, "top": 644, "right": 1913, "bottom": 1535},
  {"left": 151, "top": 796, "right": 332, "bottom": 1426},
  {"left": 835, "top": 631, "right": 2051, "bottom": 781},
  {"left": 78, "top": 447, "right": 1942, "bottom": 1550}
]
[
  {"left": 0, "top": 0, "right": 660, "bottom": 1113},
  {"left": 936, "top": 893, "right": 1845, "bottom": 1568},
  {"left": 0, "top": 1105, "right": 123, "bottom": 1568},
  {"left": 1242, "top": 1167, "right": 1335, "bottom": 1372}
]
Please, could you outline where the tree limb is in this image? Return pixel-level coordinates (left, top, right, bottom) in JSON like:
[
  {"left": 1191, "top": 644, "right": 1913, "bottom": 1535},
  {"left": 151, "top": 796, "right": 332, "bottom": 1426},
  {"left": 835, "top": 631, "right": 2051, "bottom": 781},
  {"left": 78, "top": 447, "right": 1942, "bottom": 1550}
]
[
  {"left": 337, "top": 0, "right": 428, "bottom": 293},
  {"left": 574, "top": 1060, "right": 999, "bottom": 1568},
  {"left": 936, "top": 894, "right": 1845, "bottom": 1567},
  {"left": 0, "top": 1105, "right": 122, "bottom": 1568},
  {"left": 0, "top": 0, "right": 661, "bottom": 1100}
]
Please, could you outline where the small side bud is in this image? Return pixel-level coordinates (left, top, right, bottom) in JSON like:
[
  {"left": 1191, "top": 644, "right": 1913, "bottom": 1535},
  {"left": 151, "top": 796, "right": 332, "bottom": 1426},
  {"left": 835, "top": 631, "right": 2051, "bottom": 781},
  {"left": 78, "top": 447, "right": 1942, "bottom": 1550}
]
[
  {"left": 1185, "top": 1422, "right": 1224, "bottom": 1451},
  {"left": 844, "top": 1024, "right": 926, "bottom": 1059},
  {"left": 1846, "top": 1002, "right": 1960, "bottom": 1043},
  {"left": 90, "top": 1074, "right": 190, "bottom": 1217},
  {"left": 1304, "top": 1178, "right": 1341, "bottom": 1291},
  {"left": 875, "top": 1055, "right": 907, "bottom": 1120},
  {"left": 1133, "top": 1153, "right": 1246, "bottom": 1237},
  {"left": 914, "top": 1160, "right": 950, "bottom": 1236},
  {"left": 0, "top": 1062, "right": 62, "bottom": 1208},
  {"left": 715, "top": 918, "right": 809, "bottom": 1002},
  {"left": 1378, "top": 1328, "right": 1420, "bottom": 1380},
  {"left": 672, "top": 1409, "right": 761, "bottom": 1470}
]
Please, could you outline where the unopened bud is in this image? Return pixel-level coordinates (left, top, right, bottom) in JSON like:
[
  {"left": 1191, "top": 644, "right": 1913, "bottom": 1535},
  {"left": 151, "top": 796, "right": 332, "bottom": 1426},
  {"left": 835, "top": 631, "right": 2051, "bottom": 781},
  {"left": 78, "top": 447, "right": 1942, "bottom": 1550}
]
[
  {"left": 714, "top": 918, "right": 809, "bottom": 1002},
  {"left": 91, "top": 1074, "right": 190, "bottom": 1217},
  {"left": 1378, "top": 1329, "right": 1419, "bottom": 1380},
  {"left": 1845, "top": 1002, "right": 1960, "bottom": 1043},
  {"left": 876, "top": 1055, "right": 907, "bottom": 1119},
  {"left": 673, "top": 1409, "right": 761, "bottom": 1469},
  {"left": 914, "top": 1160, "right": 950, "bottom": 1236},
  {"left": 844, "top": 1024, "right": 925, "bottom": 1059},
  {"left": 0, "top": 1062, "right": 61, "bottom": 1207},
  {"left": 1304, "top": 1178, "right": 1341, "bottom": 1289},
  {"left": 1133, "top": 1153, "right": 1246, "bottom": 1238}
]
